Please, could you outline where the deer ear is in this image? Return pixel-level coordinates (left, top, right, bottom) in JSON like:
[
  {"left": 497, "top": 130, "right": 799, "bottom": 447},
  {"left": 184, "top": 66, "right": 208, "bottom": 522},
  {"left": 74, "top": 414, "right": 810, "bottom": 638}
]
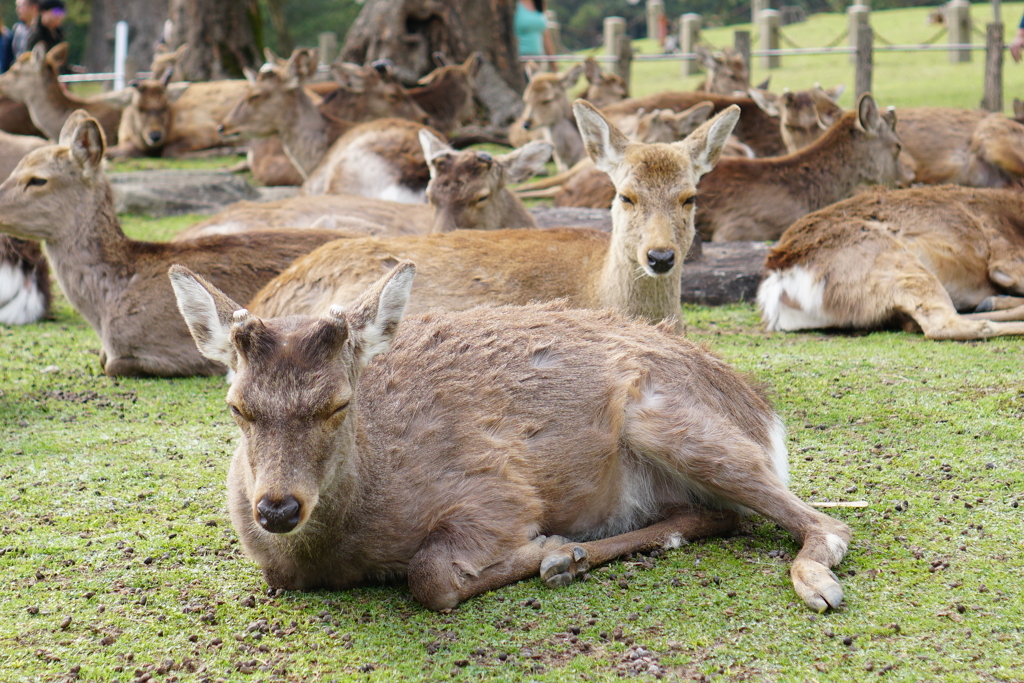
[
  {"left": 524, "top": 61, "right": 542, "bottom": 81},
  {"left": 159, "top": 67, "right": 174, "bottom": 88},
  {"left": 332, "top": 63, "right": 366, "bottom": 92},
  {"left": 263, "top": 47, "right": 283, "bottom": 66},
  {"left": 46, "top": 42, "right": 69, "bottom": 68},
  {"left": 560, "top": 63, "right": 585, "bottom": 90},
  {"left": 499, "top": 140, "right": 553, "bottom": 184},
  {"left": 418, "top": 128, "right": 452, "bottom": 177},
  {"left": 242, "top": 66, "right": 258, "bottom": 85},
  {"left": 30, "top": 42, "right": 48, "bottom": 66},
  {"left": 168, "top": 265, "right": 244, "bottom": 370},
  {"left": 345, "top": 261, "right": 416, "bottom": 368},
  {"left": 748, "top": 88, "right": 778, "bottom": 117},
  {"left": 62, "top": 112, "right": 106, "bottom": 173},
  {"left": 584, "top": 56, "right": 601, "bottom": 84},
  {"left": 285, "top": 48, "right": 318, "bottom": 87},
  {"left": 673, "top": 101, "right": 715, "bottom": 137},
  {"left": 464, "top": 52, "right": 483, "bottom": 78},
  {"left": 856, "top": 93, "right": 880, "bottom": 134},
  {"left": 574, "top": 99, "right": 629, "bottom": 175},
  {"left": 677, "top": 104, "right": 740, "bottom": 178},
  {"left": 694, "top": 45, "right": 717, "bottom": 71},
  {"left": 432, "top": 51, "right": 451, "bottom": 68}
]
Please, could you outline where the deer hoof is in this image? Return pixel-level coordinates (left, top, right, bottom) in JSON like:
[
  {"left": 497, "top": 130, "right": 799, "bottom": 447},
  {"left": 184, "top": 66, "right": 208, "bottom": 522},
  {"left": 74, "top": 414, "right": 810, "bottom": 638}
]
[
  {"left": 791, "top": 559, "right": 844, "bottom": 612},
  {"left": 974, "top": 298, "right": 995, "bottom": 313},
  {"left": 540, "top": 544, "right": 589, "bottom": 588}
]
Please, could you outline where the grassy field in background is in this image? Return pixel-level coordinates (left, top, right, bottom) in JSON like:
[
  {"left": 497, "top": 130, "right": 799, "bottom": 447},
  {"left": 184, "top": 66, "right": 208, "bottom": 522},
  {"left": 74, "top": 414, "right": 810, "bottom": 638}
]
[{"left": 1, "top": 3, "right": 1023, "bottom": 681}]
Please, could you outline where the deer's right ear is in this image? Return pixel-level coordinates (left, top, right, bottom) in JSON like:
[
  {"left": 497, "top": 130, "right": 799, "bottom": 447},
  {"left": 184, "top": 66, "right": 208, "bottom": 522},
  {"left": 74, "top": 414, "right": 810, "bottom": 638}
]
[
  {"left": 30, "top": 42, "right": 48, "bottom": 66},
  {"left": 855, "top": 93, "right": 880, "bottom": 134},
  {"left": 748, "top": 87, "right": 778, "bottom": 117},
  {"left": 62, "top": 112, "right": 106, "bottom": 173},
  {"left": 418, "top": 129, "right": 451, "bottom": 176},
  {"left": 345, "top": 261, "right": 416, "bottom": 368},
  {"left": 168, "top": 265, "right": 242, "bottom": 370},
  {"left": 242, "top": 66, "right": 258, "bottom": 85},
  {"left": 46, "top": 42, "right": 69, "bottom": 68},
  {"left": 574, "top": 99, "right": 628, "bottom": 175},
  {"left": 524, "top": 61, "right": 542, "bottom": 81},
  {"left": 677, "top": 104, "right": 740, "bottom": 178},
  {"left": 499, "top": 139, "right": 553, "bottom": 184}
]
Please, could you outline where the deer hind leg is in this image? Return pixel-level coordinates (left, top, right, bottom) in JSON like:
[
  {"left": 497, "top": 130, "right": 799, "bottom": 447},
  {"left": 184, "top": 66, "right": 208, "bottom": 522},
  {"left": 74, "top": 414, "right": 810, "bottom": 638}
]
[{"left": 623, "top": 407, "right": 851, "bottom": 612}]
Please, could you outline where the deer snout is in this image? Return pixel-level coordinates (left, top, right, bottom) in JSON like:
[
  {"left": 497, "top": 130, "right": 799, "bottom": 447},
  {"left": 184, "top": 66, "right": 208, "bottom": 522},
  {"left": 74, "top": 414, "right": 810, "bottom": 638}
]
[
  {"left": 256, "top": 494, "right": 302, "bottom": 534},
  {"left": 521, "top": 118, "right": 533, "bottom": 131},
  {"left": 147, "top": 130, "right": 163, "bottom": 144},
  {"left": 647, "top": 249, "right": 676, "bottom": 274}
]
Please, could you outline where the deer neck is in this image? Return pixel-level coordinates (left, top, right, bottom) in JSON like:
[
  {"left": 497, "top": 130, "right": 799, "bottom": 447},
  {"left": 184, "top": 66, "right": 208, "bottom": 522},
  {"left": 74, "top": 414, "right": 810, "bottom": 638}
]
[
  {"left": 595, "top": 220, "right": 683, "bottom": 331},
  {"left": 489, "top": 190, "right": 537, "bottom": 230},
  {"left": 277, "top": 94, "right": 331, "bottom": 178},
  {"left": 41, "top": 181, "right": 136, "bottom": 334},
  {"left": 780, "top": 127, "right": 866, "bottom": 211},
  {"left": 24, "top": 69, "right": 81, "bottom": 140},
  {"left": 544, "top": 115, "right": 584, "bottom": 172}
]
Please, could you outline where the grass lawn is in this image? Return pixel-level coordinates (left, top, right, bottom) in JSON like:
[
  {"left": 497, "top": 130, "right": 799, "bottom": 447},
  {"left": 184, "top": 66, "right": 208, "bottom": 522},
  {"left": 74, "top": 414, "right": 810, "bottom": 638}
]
[{"left": 1, "top": 4, "right": 1023, "bottom": 680}]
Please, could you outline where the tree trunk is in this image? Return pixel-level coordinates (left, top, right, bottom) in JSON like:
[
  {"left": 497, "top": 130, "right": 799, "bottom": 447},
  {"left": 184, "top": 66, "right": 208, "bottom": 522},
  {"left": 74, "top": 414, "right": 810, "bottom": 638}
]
[
  {"left": 342, "top": 0, "right": 524, "bottom": 127},
  {"left": 84, "top": 0, "right": 169, "bottom": 79},
  {"left": 167, "top": 0, "right": 262, "bottom": 81}
]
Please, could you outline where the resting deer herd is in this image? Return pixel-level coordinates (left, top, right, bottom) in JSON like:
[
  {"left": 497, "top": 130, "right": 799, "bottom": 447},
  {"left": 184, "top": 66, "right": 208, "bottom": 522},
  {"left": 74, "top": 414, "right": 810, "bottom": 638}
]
[{"left": 3, "top": 39, "right": 1024, "bottom": 614}]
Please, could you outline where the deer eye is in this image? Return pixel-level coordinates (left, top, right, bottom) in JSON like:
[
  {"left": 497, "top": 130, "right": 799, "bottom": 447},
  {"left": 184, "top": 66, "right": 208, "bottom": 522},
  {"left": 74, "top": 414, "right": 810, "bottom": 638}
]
[
  {"left": 474, "top": 193, "right": 490, "bottom": 205},
  {"left": 26, "top": 177, "right": 47, "bottom": 187},
  {"left": 618, "top": 194, "right": 634, "bottom": 205},
  {"left": 229, "top": 405, "right": 247, "bottom": 421},
  {"left": 329, "top": 401, "right": 350, "bottom": 417},
  {"left": 681, "top": 195, "right": 695, "bottom": 207}
]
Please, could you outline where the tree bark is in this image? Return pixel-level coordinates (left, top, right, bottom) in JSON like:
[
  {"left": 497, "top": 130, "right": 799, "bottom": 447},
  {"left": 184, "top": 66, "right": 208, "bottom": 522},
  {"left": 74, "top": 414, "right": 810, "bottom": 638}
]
[
  {"left": 167, "top": 0, "right": 262, "bottom": 81},
  {"left": 84, "top": 0, "right": 169, "bottom": 78},
  {"left": 342, "top": 0, "right": 524, "bottom": 126}
]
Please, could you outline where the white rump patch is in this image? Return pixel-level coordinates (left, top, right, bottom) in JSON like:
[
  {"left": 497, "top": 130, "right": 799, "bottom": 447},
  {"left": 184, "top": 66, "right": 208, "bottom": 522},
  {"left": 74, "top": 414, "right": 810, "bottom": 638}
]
[
  {"left": 663, "top": 532, "right": 687, "bottom": 550},
  {"left": 0, "top": 261, "right": 47, "bottom": 325},
  {"left": 757, "top": 266, "right": 836, "bottom": 331},
  {"left": 824, "top": 533, "right": 849, "bottom": 565},
  {"left": 767, "top": 415, "right": 790, "bottom": 487}
]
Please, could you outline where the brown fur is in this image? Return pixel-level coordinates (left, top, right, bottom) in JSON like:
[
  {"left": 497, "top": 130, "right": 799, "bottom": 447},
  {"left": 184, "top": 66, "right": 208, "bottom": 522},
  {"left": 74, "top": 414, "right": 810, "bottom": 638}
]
[
  {"left": 694, "top": 46, "right": 750, "bottom": 95},
  {"left": 509, "top": 63, "right": 586, "bottom": 172},
  {"left": 0, "top": 112, "right": 348, "bottom": 376},
  {"left": 0, "top": 235, "right": 51, "bottom": 324},
  {"left": 0, "top": 129, "right": 47, "bottom": 179},
  {"left": 760, "top": 185, "right": 1024, "bottom": 340},
  {"left": 579, "top": 56, "right": 628, "bottom": 108},
  {"left": 0, "top": 96, "right": 44, "bottom": 137},
  {"left": 601, "top": 91, "right": 786, "bottom": 157},
  {"left": 107, "top": 72, "right": 175, "bottom": 158},
  {"left": 407, "top": 53, "right": 482, "bottom": 135},
  {"left": 248, "top": 103, "right": 742, "bottom": 334},
  {"left": 0, "top": 44, "right": 121, "bottom": 143},
  {"left": 172, "top": 262, "right": 852, "bottom": 613},
  {"left": 751, "top": 86, "right": 846, "bottom": 154},
  {"left": 696, "top": 94, "right": 912, "bottom": 242},
  {"left": 897, "top": 107, "right": 1024, "bottom": 187},
  {"left": 324, "top": 61, "right": 430, "bottom": 124}
]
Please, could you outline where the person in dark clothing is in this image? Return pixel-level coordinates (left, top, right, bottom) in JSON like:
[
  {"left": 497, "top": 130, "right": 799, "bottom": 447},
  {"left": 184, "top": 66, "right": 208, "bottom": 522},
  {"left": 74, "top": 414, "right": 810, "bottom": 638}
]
[
  {"left": 10, "top": 0, "right": 39, "bottom": 59},
  {"left": 26, "top": 0, "right": 64, "bottom": 54}
]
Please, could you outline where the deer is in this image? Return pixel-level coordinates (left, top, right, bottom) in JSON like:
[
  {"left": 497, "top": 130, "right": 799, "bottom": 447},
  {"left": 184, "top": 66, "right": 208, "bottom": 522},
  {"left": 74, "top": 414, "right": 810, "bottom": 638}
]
[
  {"left": 0, "top": 235, "right": 50, "bottom": 324},
  {"left": 759, "top": 185, "right": 1024, "bottom": 340},
  {"left": 749, "top": 85, "right": 846, "bottom": 154},
  {"left": 579, "top": 56, "right": 628, "bottom": 108},
  {"left": 0, "top": 111, "right": 349, "bottom": 376},
  {"left": 406, "top": 53, "right": 482, "bottom": 135},
  {"left": 696, "top": 93, "right": 912, "bottom": 242},
  {"left": 322, "top": 59, "right": 431, "bottom": 125},
  {"left": 694, "top": 46, "right": 750, "bottom": 95},
  {"left": 508, "top": 63, "right": 587, "bottom": 172},
  {"left": 600, "top": 91, "right": 786, "bottom": 157},
  {"left": 171, "top": 260, "right": 852, "bottom": 613},
  {"left": 0, "top": 43, "right": 122, "bottom": 144},
  {"left": 247, "top": 102, "right": 740, "bottom": 334},
  {"left": 0, "top": 96, "right": 43, "bottom": 137},
  {"left": 176, "top": 136, "right": 554, "bottom": 241},
  {"left": 106, "top": 71, "right": 177, "bottom": 158},
  {"left": 221, "top": 49, "right": 438, "bottom": 202}
]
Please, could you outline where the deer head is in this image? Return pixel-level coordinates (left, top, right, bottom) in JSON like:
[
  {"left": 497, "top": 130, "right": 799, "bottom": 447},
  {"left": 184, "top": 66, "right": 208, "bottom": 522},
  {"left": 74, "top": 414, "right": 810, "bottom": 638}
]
[
  {"left": 221, "top": 48, "right": 319, "bottom": 138},
  {"left": 127, "top": 69, "right": 175, "bottom": 149},
  {"left": 331, "top": 60, "right": 431, "bottom": 124},
  {"left": 695, "top": 46, "right": 749, "bottom": 96},
  {"left": 519, "top": 63, "right": 585, "bottom": 132},
  {"left": 633, "top": 103, "right": 716, "bottom": 144}
]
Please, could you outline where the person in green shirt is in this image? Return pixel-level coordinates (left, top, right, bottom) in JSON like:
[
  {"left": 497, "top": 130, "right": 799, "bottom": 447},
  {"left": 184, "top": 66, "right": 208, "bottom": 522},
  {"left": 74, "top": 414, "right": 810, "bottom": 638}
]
[{"left": 515, "top": 0, "right": 556, "bottom": 70}]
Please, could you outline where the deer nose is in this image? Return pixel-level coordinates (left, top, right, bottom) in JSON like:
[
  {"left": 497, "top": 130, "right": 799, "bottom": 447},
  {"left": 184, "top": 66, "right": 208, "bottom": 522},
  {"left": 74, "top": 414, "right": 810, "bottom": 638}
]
[
  {"left": 521, "top": 119, "right": 532, "bottom": 131},
  {"left": 647, "top": 249, "right": 676, "bottom": 274},
  {"left": 217, "top": 124, "right": 226, "bottom": 134},
  {"left": 256, "top": 495, "right": 302, "bottom": 534},
  {"left": 148, "top": 131, "right": 163, "bottom": 143}
]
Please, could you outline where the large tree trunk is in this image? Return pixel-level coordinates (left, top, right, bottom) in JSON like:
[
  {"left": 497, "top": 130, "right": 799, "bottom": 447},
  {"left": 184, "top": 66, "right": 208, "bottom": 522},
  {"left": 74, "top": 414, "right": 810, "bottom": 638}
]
[
  {"left": 84, "top": 0, "right": 169, "bottom": 78},
  {"left": 167, "top": 0, "right": 262, "bottom": 81},
  {"left": 342, "top": 0, "right": 524, "bottom": 127}
]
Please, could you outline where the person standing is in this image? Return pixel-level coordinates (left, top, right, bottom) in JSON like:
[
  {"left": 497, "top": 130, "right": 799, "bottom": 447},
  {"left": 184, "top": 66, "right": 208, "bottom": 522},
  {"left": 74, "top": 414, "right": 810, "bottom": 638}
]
[
  {"left": 10, "top": 0, "right": 38, "bottom": 59},
  {"left": 515, "top": 0, "right": 556, "bottom": 70},
  {"left": 27, "top": 0, "right": 64, "bottom": 54}
]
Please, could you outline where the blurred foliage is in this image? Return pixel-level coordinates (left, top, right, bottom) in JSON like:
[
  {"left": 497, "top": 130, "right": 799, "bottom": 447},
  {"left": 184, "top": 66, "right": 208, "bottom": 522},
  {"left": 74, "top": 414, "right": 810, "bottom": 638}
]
[{"left": 257, "top": 0, "right": 363, "bottom": 56}]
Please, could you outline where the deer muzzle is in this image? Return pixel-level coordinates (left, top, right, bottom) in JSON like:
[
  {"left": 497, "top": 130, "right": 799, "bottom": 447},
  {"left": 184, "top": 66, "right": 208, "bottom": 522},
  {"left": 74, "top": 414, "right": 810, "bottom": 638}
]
[
  {"left": 256, "top": 494, "right": 302, "bottom": 534},
  {"left": 646, "top": 249, "right": 676, "bottom": 274}
]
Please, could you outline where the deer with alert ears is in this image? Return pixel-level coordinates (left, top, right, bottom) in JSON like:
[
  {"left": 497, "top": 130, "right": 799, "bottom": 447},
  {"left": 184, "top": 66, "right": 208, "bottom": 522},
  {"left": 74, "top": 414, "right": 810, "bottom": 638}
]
[
  {"left": 509, "top": 63, "right": 586, "bottom": 172},
  {"left": 247, "top": 101, "right": 740, "bottom": 333},
  {"left": 171, "top": 260, "right": 853, "bottom": 612},
  {"left": 0, "top": 111, "right": 346, "bottom": 376}
]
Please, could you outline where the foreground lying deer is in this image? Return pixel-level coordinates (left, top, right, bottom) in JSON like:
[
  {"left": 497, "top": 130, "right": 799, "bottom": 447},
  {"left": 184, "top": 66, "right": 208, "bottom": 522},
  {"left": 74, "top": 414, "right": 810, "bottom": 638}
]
[
  {"left": 0, "top": 43, "right": 121, "bottom": 143},
  {"left": 759, "top": 185, "right": 1024, "bottom": 339},
  {"left": 248, "top": 102, "right": 740, "bottom": 332},
  {"left": 697, "top": 93, "right": 911, "bottom": 242},
  {"left": 174, "top": 136, "right": 552, "bottom": 240},
  {"left": 0, "top": 112, "right": 345, "bottom": 376},
  {"left": 171, "top": 261, "right": 851, "bottom": 612}
]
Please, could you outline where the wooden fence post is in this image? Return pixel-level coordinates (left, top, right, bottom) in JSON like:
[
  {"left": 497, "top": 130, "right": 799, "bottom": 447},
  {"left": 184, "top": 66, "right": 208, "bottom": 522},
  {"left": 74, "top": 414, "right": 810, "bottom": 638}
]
[
  {"left": 982, "top": 22, "right": 1004, "bottom": 112},
  {"left": 604, "top": 16, "right": 626, "bottom": 56},
  {"left": 758, "top": 9, "right": 780, "bottom": 70},
  {"left": 848, "top": 5, "right": 869, "bottom": 65},
  {"left": 647, "top": 0, "right": 665, "bottom": 44},
  {"left": 615, "top": 32, "right": 633, "bottom": 90},
  {"left": 947, "top": 0, "right": 972, "bottom": 63},
  {"left": 680, "top": 13, "right": 702, "bottom": 76},
  {"left": 855, "top": 25, "right": 873, "bottom": 98},
  {"left": 734, "top": 30, "right": 751, "bottom": 75},
  {"left": 318, "top": 32, "right": 338, "bottom": 67},
  {"left": 752, "top": 0, "right": 770, "bottom": 22}
]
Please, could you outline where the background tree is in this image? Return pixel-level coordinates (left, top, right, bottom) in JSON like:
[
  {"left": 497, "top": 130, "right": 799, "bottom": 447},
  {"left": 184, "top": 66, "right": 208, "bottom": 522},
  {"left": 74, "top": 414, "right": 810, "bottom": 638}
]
[
  {"left": 165, "top": 0, "right": 262, "bottom": 80},
  {"left": 82, "top": 0, "right": 167, "bottom": 75}
]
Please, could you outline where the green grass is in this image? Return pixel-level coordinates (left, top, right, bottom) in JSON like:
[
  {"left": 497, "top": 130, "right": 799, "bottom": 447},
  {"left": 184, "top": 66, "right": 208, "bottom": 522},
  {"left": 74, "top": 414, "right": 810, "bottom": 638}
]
[{"left": 621, "top": 2, "right": 1024, "bottom": 113}]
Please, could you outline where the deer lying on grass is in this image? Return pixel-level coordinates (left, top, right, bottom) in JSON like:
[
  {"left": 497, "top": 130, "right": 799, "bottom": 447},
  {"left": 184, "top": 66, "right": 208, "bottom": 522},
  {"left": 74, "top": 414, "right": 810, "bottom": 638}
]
[
  {"left": 0, "top": 236, "right": 50, "bottom": 324},
  {"left": 171, "top": 260, "right": 852, "bottom": 612},
  {"left": 0, "top": 112, "right": 347, "bottom": 376},
  {"left": 322, "top": 59, "right": 431, "bottom": 125},
  {"left": 601, "top": 91, "right": 786, "bottom": 157},
  {"left": 406, "top": 53, "right": 482, "bottom": 135},
  {"left": 749, "top": 85, "right": 846, "bottom": 153},
  {"left": 696, "top": 93, "right": 912, "bottom": 242},
  {"left": 579, "top": 56, "right": 628, "bottom": 108},
  {"left": 508, "top": 63, "right": 586, "bottom": 172},
  {"left": 174, "top": 137, "right": 552, "bottom": 240},
  {"left": 0, "top": 43, "right": 122, "bottom": 143},
  {"left": 759, "top": 185, "right": 1024, "bottom": 340},
  {"left": 248, "top": 102, "right": 740, "bottom": 333},
  {"left": 222, "top": 49, "right": 438, "bottom": 202},
  {"left": 694, "top": 46, "right": 754, "bottom": 95}
]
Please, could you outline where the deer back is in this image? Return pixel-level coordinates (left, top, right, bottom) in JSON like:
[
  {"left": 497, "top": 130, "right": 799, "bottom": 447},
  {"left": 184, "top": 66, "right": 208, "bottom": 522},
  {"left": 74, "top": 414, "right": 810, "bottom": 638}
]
[{"left": 325, "top": 61, "right": 431, "bottom": 124}]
